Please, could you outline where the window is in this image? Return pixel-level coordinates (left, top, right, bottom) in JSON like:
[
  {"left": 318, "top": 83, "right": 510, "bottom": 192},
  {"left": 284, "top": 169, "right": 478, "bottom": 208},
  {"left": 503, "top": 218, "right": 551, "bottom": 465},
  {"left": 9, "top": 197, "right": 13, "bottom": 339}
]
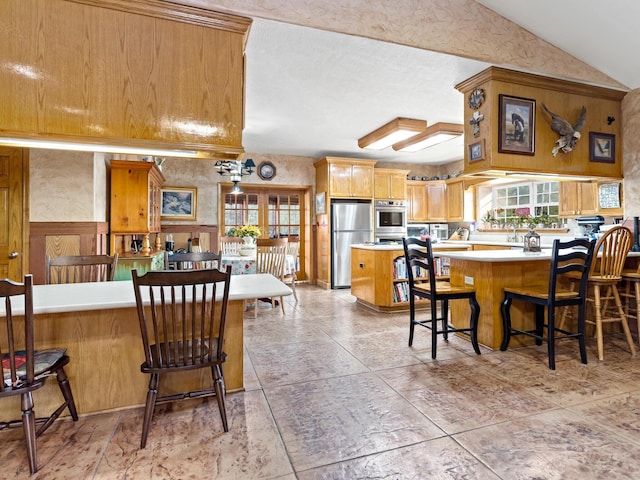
[{"left": 493, "top": 181, "right": 559, "bottom": 224}]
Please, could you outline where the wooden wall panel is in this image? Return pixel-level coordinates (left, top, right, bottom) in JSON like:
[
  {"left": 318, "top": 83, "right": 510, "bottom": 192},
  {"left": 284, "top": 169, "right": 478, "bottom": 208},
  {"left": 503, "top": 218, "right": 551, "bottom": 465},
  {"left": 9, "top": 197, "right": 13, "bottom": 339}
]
[{"left": 0, "top": 0, "right": 250, "bottom": 157}]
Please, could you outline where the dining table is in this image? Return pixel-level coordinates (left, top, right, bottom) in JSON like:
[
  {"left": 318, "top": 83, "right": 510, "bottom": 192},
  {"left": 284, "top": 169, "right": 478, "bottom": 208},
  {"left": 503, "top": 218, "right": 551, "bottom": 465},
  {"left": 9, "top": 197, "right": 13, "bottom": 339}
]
[{"left": 219, "top": 253, "right": 297, "bottom": 276}]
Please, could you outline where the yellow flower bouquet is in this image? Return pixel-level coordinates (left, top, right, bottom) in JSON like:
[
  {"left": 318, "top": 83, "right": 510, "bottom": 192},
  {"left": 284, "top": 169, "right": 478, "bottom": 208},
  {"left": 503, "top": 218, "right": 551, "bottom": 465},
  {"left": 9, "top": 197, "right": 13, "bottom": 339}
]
[{"left": 226, "top": 224, "right": 261, "bottom": 239}]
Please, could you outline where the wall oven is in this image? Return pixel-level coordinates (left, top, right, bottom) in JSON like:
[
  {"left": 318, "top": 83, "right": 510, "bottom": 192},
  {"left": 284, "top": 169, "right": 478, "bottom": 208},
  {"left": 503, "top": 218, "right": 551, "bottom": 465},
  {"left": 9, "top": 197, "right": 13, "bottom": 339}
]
[{"left": 374, "top": 200, "right": 407, "bottom": 241}]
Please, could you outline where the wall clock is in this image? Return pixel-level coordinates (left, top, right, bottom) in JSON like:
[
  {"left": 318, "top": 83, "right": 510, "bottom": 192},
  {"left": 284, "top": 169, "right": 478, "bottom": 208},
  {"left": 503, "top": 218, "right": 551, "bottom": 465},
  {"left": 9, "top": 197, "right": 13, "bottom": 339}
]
[{"left": 258, "top": 161, "right": 276, "bottom": 180}]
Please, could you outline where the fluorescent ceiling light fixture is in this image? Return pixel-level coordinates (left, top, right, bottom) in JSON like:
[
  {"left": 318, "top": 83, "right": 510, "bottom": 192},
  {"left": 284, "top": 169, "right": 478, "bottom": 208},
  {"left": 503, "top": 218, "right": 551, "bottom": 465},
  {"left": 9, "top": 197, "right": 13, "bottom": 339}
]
[
  {"left": 358, "top": 117, "right": 427, "bottom": 150},
  {"left": 0, "top": 137, "right": 199, "bottom": 158},
  {"left": 392, "top": 122, "right": 463, "bottom": 152}
]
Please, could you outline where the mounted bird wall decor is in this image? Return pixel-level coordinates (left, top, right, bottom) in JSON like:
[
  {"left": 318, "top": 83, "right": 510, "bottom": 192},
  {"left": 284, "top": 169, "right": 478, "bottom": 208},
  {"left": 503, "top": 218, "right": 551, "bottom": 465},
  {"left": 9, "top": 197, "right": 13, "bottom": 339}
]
[{"left": 540, "top": 103, "right": 587, "bottom": 156}]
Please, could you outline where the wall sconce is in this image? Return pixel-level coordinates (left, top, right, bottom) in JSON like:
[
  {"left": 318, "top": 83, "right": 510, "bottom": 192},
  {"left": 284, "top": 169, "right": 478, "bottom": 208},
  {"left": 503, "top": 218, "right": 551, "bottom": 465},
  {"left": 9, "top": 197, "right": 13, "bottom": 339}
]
[
  {"left": 357, "top": 117, "right": 427, "bottom": 150},
  {"left": 392, "top": 122, "right": 463, "bottom": 152}
]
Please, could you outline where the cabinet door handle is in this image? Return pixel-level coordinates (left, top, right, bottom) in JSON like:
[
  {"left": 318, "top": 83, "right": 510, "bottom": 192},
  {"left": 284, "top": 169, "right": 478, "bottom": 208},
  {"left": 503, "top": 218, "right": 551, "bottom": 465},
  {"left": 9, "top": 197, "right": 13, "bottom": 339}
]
[{"left": 9, "top": 251, "right": 19, "bottom": 259}]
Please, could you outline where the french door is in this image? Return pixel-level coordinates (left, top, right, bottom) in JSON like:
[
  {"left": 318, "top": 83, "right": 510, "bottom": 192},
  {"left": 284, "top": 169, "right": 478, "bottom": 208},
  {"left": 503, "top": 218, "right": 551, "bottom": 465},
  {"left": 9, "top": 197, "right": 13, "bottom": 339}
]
[{"left": 221, "top": 185, "right": 305, "bottom": 279}]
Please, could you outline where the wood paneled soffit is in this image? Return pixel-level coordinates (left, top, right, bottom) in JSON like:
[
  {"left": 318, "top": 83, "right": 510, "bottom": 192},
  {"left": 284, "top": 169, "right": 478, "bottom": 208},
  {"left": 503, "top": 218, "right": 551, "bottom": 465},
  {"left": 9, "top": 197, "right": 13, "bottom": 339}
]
[{"left": 65, "top": 0, "right": 252, "bottom": 33}]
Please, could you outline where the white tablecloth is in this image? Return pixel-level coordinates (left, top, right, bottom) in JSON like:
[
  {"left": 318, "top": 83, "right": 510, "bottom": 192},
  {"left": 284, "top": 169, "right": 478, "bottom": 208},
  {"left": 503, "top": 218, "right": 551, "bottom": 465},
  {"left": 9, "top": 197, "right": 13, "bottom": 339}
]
[{"left": 220, "top": 254, "right": 295, "bottom": 276}]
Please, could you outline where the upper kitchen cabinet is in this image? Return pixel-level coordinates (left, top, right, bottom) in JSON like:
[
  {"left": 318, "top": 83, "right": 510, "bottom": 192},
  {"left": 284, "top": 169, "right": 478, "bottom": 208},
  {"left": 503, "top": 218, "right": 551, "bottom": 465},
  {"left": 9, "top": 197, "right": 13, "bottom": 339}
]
[
  {"left": 426, "top": 181, "right": 447, "bottom": 222},
  {"left": 110, "top": 160, "right": 165, "bottom": 254},
  {"left": 407, "top": 181, "right": 427, "bottom": 222},
  {"left": 559, "top": 180, "right": 624, "bottom": 217},
  {"left": 445, "top": 178, "right": 483, "bottom": 222},
  {"left": 374, "top": 168, "right": 409, "bottom": 200},
  {"left": 455, "top": 67, "right": 625, "bottom": 179},
  {"left": 314, "top": 157, "right": 376, "bottom": 199},
  {"left": 0, "top": 0, "right": 251, "bottom": 159}
]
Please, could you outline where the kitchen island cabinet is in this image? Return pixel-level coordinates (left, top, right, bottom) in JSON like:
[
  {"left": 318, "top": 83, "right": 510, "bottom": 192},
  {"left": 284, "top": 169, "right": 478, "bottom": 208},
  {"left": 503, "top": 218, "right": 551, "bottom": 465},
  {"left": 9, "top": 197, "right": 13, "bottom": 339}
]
[
  {"left": 0, "top": 274, "right": 291, "bottom": 421},
  {"left": 446, "top": 249, "right": 640, "bottom": 350},
  {"left": 351, "top": 243, "right": 470, "bottom": 312}
]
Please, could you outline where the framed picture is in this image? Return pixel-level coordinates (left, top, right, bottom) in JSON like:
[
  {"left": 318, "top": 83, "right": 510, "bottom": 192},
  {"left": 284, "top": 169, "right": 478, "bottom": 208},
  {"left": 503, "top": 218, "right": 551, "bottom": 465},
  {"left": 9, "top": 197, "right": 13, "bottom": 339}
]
[
  {"left": 315, "top": 192, "right": 326, "bottom": 215},
  {"left": 468, "top": 139, "right": 485, "bottom": 162},
  {"left": 161, "top": 187, "right": 197, "bottom": 220},
  {"left": 589, "top": 132, "right": 615, "bottom": 163},
  {"left": 498, "top": 94, "right": 535, "bottom": 155}
]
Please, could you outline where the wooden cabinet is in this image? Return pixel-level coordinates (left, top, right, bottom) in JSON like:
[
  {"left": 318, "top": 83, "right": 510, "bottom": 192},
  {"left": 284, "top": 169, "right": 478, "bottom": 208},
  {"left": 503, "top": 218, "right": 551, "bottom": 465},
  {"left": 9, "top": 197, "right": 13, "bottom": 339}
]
[
  {"left": 374, "top": 168, "right": 409, "bottom": 200},
  {"left": 110, "top": 160, "right": 165, "bottom": 255},
  {"left": 314, "top": 157, "right": 376, "bottom": 199},
  {"left": 426, "top": 181, "right": 446, "bottom": 221},
  {"left": 407, "top": 181, "right": 427, "bottom": 222},
  {"left": 445, "top": 178, "right": 482, "bottom": 222},
  {"left": 559, "top": 182, "right": 599, "bottom": 217}
]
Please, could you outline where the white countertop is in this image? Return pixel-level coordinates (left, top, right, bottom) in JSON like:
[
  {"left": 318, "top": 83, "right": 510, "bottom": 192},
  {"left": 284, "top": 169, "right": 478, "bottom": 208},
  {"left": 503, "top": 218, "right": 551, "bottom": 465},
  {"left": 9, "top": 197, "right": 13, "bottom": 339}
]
[
  {"left": 4, "top": 274, "right": 292, "bottom": 316},
  {"left": 353, "top": 243, "right": 470, "bottom": 251},
  {"left": 443, "top": 249, "right": 640, "bottom": 262}
]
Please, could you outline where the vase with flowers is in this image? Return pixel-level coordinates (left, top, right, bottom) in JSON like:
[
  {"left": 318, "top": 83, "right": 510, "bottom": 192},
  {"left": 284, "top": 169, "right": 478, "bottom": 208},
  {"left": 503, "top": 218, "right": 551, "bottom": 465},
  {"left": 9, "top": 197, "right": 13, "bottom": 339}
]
[{"left": 226, "top": 225, "right": 261, "bottom": 254}]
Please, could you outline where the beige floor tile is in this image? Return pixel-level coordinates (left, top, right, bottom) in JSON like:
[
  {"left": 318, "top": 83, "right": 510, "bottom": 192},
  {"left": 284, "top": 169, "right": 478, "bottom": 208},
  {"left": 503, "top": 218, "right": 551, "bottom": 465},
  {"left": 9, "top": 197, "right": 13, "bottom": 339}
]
[
  {"left": 296, "top": 437, "right": 500, "bottom": 479},
  {"left": 455, "top": 408, "right": 640, "bottom": 479},
  {"left": 247, "top": 338, "right": 369, "bottom": 387},
  {"left": 377, "top": 358, "right": 558, "bottom": 434},
  {"left": 264, "top": 372, "right": 444, "bottom": 471}
]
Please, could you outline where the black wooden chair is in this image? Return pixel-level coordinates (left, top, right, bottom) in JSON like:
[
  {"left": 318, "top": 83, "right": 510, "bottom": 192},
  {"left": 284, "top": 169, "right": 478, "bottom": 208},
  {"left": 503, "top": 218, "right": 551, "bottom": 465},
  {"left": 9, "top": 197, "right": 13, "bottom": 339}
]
[
  {"left": 500, "top": 238, "right": 596, "bottom": 370},
  {"left": 131, "top": 267, "right": 232, "bottom": 448},
  {"left": 402, "top": 237, "right": 481, "bottom": 359},
  {"left": 46, "top": 254, "right": 119, "bottom": 283},
  {"left": 164, "top": 251, "right": 221, "bottom": 271},
  {"left": 0, "top": 275, "right": 78, "bottom": 474}
]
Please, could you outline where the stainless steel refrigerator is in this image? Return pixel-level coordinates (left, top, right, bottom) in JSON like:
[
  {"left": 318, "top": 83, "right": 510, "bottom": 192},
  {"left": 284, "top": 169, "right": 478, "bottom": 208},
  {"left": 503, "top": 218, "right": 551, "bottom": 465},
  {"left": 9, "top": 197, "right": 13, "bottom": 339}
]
[{"left": 331, "top": 200, "right": 373, "bottom": 288}]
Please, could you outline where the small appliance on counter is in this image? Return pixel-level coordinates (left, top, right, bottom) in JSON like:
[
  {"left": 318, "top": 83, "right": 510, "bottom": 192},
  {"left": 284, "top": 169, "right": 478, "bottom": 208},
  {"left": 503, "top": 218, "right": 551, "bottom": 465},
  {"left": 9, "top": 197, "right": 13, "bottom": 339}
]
[
  {"left": 406, "top": 223, "right": 449, "bottom": 243},
  {"left": 576, "top": 215, "right": 605, "bottom": 239}
]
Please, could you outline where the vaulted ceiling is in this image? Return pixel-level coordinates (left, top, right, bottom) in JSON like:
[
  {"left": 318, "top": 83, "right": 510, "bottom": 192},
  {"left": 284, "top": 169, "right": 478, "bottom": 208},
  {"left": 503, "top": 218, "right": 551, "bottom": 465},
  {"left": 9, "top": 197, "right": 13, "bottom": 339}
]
[{"left": 190, "top": 1, "right": 639, "bottom": 166}]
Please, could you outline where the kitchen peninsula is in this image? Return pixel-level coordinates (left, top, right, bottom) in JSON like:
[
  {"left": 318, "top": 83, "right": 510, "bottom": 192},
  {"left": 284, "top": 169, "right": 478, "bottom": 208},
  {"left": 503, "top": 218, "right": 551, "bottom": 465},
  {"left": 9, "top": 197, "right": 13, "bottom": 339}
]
[{"left": 0, "top": 274, "right": 291, "bottom": 422}]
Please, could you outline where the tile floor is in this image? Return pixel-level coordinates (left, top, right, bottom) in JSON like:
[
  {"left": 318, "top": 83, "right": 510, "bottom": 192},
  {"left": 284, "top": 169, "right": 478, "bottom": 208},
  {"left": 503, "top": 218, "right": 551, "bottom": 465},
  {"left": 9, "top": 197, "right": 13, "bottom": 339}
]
[{"left": 3, "top": 285, "right": 640, "bottom": 479}]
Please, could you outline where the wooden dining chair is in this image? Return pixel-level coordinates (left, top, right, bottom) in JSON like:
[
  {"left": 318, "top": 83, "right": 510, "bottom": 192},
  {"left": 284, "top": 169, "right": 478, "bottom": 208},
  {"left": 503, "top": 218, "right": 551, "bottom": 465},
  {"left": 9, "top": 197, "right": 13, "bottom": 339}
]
[
  {"left": 282, "top": 239, "right": 299, "bottom": 302},
  {"left": 255, "top": 238, "right": 289, "bottom": 317},
  {"left": 563, "top": 225, "right": 635, "bottom": 361},
  {"left": 131, "top": 267, "right": 233, "bottom": 448},
  {"left": 164, "top": 251, "right": 221, "bottom": 271},
  {"left": 219, "top": 236, "right": 244, "bottom": 256},
  {"left": 402, "top": 237, "right": 481, "bottom": 359},
  {"left": 0, "top": 275, "right": 78, "bottom": 474},
  {"left": 46, "top": 254, "right": 119, "bottom": 284},
  {"left": 501, "top": 238, "right": 596, "bottom": 370}
]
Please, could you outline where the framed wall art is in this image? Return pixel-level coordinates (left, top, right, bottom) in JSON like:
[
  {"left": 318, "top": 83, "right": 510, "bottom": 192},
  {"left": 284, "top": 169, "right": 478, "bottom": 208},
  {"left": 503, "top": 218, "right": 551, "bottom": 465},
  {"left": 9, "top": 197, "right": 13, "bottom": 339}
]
[
  {"left": 315, "top": 192, "right": 326, "bottom": 215},
  {"left": 498, "top": 94, "right": 535, "bottom": 155},
  {"left": 468, "top": 139, "right": 485, "bottom": 163},
  {"left": 161, "top": 186, "right": 197, "bottom": 220},
  {"left": 589, "top": 132, "right": 615, "bottom": 163}
]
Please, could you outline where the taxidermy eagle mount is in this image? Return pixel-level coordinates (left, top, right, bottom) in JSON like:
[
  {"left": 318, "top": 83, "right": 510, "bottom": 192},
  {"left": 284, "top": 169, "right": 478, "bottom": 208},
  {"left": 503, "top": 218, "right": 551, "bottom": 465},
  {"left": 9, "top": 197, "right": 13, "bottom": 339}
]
[{"left": 540, "top": 103, "right": 587, "bottom": 156}]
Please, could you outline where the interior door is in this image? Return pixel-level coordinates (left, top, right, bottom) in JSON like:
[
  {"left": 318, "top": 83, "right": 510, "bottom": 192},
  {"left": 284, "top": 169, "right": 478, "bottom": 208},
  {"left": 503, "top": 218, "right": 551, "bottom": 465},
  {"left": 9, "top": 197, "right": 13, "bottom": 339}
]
[{"left": 0, "top": 146, "right": 28, "bottom": 280}]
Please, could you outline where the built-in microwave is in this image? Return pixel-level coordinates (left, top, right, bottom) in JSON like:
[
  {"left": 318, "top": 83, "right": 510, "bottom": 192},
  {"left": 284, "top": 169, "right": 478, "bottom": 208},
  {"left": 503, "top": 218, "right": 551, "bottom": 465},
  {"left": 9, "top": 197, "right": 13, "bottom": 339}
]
[{"left": 374, "top": 200, "right": 407, "bottom": 237}]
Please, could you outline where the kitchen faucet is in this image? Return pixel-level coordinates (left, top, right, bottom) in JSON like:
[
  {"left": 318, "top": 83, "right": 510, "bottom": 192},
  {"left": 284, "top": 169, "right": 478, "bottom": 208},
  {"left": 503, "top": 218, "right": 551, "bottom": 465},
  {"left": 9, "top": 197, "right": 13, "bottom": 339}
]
[{"left": 507, "top": 223, "right": 520, "bottom": 243}]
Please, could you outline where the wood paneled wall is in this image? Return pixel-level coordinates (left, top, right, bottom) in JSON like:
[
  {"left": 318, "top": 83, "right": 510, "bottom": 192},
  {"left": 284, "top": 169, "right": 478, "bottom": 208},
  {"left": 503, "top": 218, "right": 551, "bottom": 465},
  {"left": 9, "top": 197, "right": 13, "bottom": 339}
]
[
  {"left": 29, "top": 222, "right": 109, "bottom": 284},
  {"left": 0, "top": 0, "right": 250, "bottom": 158}
]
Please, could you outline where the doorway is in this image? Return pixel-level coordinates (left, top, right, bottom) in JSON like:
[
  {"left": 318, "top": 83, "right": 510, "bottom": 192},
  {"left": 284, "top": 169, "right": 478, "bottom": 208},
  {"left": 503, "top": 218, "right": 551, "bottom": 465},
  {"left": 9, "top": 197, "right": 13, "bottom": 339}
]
[
  {"left": 0, "top": 146, "right": 28, "bottom": 280},
  {"left": 220, "top": 184, "right": 308, "bottom": 281}
]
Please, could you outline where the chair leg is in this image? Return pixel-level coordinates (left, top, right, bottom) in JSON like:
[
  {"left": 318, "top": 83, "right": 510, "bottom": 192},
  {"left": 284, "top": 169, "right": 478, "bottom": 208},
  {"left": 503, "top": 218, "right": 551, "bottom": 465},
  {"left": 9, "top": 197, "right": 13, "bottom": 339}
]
[
  {"left": 290, "top": 277, "right": 298, "bottom": 302},
  {"left": 577, "top": 301, "right": 588, "bottom": 365},
  {"left": 500, "top": 295, "right": 513, "bottom": 351},
  {"left": 547, "top": 306, "right": 556, "bottom": 370},
  {"left": 279, "top": 295, "right": 285, "bottom": 315},
  {"left": 593, "top": 285, "right": 605, "bottom": 361},
  {"left": 441, "top": 300, "right": 449, "bottom": 341},
  {"left": 612, "top": 284, "right": 636, "bottom": 357},
  {"left": 534, "top": 304, "right": 545, "bottom": 346},
  {"left": 469, "top": 294, "right": 481, "bottom": 355},
  {"left": 21, "top": 391, "right": 38, "bottom": 475},
  {"left": 558, "top": 281, "right": 576, "bottom": 331},
  {"left": 408, "top": 297, "right": 416, "bottom": 347},
  {"left": 212, "top": 365, "right": 229, "bottom": 432},
  {"left": 431, "top": 298, "right": 438, "bottom": 359},
  {"left": 635, "top": 281, "right": 640, "bottom": 345},
  {"left": 55, "top": 366, "right": 78, "bottom": 420},
  {"left": 140, "top": 373, "right": 159, "bottom": 449},
  {"left": 254, "top": 298, "right": 258, "bottom": 319}
]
